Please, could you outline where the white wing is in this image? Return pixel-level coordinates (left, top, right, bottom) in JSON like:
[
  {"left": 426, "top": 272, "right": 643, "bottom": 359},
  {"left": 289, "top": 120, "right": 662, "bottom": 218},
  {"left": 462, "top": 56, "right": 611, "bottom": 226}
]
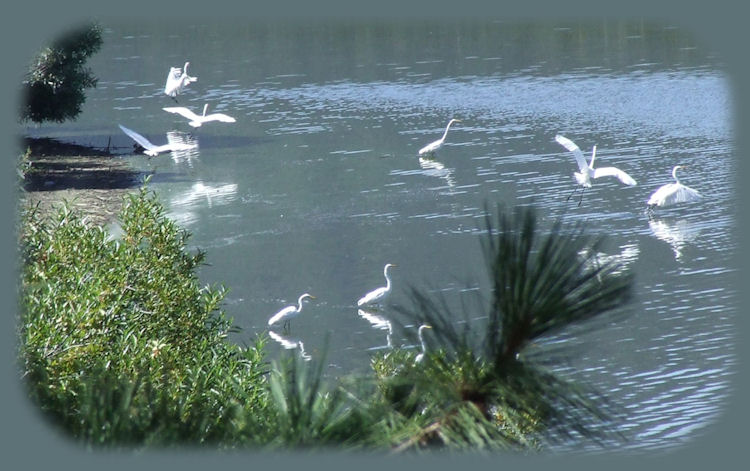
[
  {"left": 357, "top": 287, "right": 387, "bottom": 306},
  {"left": 204, "top": 113, "right": 236, "bottom": 123},
  {"left": 163, "top": 107, "right": 201, "bottom": 121},
  {"left": 593, "top": 167, "right": 637, "bottom": 186},
  {"left": 268, "top": 305, "right": 296, "bottom": 326},
  {"left": 555, "top": 134, "right": 588, "bottom": 172},
  {"left": 119, "top": 124, "right": 156, "bottom": 151},
  {"left": 648, "top": 183, "right": 701, "bottom": 207},
  {"left": 418, "top": 139, "right": 442, "bottom": 155},
  {"left": 164, "top": 67, "right": 182, "bottom": 96}
]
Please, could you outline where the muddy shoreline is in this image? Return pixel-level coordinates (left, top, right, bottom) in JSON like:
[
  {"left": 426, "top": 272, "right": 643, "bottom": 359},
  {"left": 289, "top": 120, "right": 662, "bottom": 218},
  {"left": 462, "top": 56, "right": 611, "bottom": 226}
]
[{"left": 18, "top": 137, "right": 146, "bottom": 226}]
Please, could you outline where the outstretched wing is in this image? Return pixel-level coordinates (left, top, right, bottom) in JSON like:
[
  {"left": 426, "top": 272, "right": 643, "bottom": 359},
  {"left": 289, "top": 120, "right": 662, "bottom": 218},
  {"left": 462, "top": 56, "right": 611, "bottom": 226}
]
[
  {"left": 648, "top": 183, "right": 701, "bottom": 207},
  {"left": 163, "top": 106, "right": 200, "bottom": 121},
  {"left": 593, "top": 167, "right": 637, "bottom": 186},
  {"left": 205, "top": 113, "right": 236, "bottom": 123},
  {"left": 555, "top": 134, "right": 588, "bottom": 172},
  {"left": 119, "top": 124, "right": 155, "bottom": 151}
]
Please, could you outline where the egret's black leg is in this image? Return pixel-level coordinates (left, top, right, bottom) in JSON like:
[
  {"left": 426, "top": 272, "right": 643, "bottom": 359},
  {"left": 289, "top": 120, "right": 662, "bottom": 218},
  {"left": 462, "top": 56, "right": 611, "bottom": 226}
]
[
  {"left": 578, "top": 187, "right": 585, "bottom": 206},
  {"left": 566, "top": 186, "right": 579, "bottom": 202}
]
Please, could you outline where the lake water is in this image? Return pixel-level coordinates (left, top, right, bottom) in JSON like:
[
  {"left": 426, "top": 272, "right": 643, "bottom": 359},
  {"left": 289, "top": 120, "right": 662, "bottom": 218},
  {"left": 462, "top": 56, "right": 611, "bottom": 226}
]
[{"left": 21, "top": 20, "right": 737, "bottom": 452}]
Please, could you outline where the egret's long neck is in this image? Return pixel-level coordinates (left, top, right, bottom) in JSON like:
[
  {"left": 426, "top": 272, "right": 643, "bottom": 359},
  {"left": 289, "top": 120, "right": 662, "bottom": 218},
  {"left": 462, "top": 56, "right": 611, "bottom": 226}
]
[
  {"left": 202, "top": 104, "right": 208, "bottom": 117},
  {"left": 418, "top": 327, "right": 427, "bottom": 352},
  {"left": 384, "top": 267, "right": 392, "bottom": 289},
  {"left": 441, "top": 121, "right": 455, "bottom": 141},
  {"left": 589, "top": 145, "right": 597, "bottom": 168},
  {"left": 672, "top": 166, "right": 681, "bottom": 184},
  {"left": 297, "top": 295, "right": 307, "bottom": 312}
]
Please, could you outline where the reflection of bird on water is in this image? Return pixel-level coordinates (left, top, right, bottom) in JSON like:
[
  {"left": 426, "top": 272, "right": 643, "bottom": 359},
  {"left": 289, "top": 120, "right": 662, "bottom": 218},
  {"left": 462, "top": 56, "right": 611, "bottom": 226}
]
[
  {"left": 580, "top": 242, "right": 640, "bottom": 278},
  {"left": 119, "top": 124, "right": 198, "bottom": 156},
  {"left": 415, "top": 324, "right": 432, "bottom": 363},
  {"left": 648, "top": 217, "right": 702, "bottom": 261},
  {"left": 268, "top": 330, "right": 311, "bottom": 361},
  {"left": 357, "top": 264, "right": 396, "bottom": 308},
  {"left": 647, "top": 165, "right": 702, "bottom": 215},
  {"left": 164, "top": 61, "right": 197, "bottom": 99},
  {"left": 163, "top": 103, "right": 236, "bottom": 127},
  {"left": 358, "top": 309, "right": 393, "bottom": 349},
  {"left": 170, "top": 181, "right": 238, "bottom": 208},
  {"left": 418, "top": 119, "right": 462, "bottom": 156},
  {"left": 554, "top": 134, "right": 637, "bottom": 206},
  {"left": 418, "top": 156, "right": 456, "bottom": 187},
  {"left": 268, "top": 293, "right": 316, "bottom": 330}
]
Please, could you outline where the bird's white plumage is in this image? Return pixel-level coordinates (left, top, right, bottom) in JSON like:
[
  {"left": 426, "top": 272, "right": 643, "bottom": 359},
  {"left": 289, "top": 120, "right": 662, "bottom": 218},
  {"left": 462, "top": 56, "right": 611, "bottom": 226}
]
[
  {"left": 418, "top": 119, "right": 462, "bottom": 155},
  {"left": 647, "top": 165, "right": 701, "bottom": 208},
  {"left": 415, "top": 324, "right": 432, "bottom": 363},
  {"left": 357, "top": 263, "right": 396, "bottom": 307},
  {"left": 555, "top": 134, "right": 637, "bottom": 188},
  {"left": 163, "top": 104, "right": 236, "bottom": 127},
  {"left": 267, "top": 293, "right": 315, "bottom": 327},
  {"left": 164, "top": 62, "right": 197, "bottom": 97},
  {"left": 118, "top": 124, "right": 197, "bottom": 156}
]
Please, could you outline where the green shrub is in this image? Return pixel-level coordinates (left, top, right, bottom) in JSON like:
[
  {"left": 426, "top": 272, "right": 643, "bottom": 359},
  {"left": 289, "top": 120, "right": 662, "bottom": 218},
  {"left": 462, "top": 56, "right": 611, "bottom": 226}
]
[
  {"left": 20, "top": 23, "right": 102, "bottom": 124},
  {"left": 19, "top": 186, "right": 272, "bottom": 448}
]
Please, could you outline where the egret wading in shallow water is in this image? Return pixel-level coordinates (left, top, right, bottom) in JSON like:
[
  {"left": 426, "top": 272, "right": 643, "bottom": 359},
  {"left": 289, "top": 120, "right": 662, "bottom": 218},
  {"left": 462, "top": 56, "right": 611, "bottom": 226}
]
[
  {"left": 415, "top": 324, "right": 432, "bottom": 363},
  {"left": 357, "top": 264, "right": 396, "bottom": 307},
  {"left": 118, "top": 124, "right": 197, "bottom": 156},
  {"left": 164, "top": 62, "right": 197, "bottom": 100},
  {"left": 163, "top": 103, "right": 236, "bottom": 127},
  {"left": 418, "top": 119, "right": 462, "bottom": 156},
  {"left": 647, "top": 165, "right": 702, "bottom": 213},
  {"left": 555, "top": 134, "right": 637, "bottom": 206},
  {"left": 267, "top": 293, "right": 316, "bottom": 330}
]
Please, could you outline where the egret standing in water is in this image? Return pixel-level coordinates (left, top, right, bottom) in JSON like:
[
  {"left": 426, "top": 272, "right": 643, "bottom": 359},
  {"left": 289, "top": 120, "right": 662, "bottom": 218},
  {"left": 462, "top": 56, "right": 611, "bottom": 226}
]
[
  {"left": 118, "top": 124, "right": 197, "bottom": 156},
  {"left": 555, "top": 134, "right": 637, "bottom": 206},
  {"left": 418, "top": 119, "right": 462, "bottom": 156},
  {"left": 357, "top": 264, "right": 396, "bottom": 307},
  {"left": 163, "top": 103, "right": 236, "bottom": 127},
  {"left": 647, "top": 165, "right": 702, "bottom": 212},
  {"left": 164, "top": 61, "right": 197, "bottom": 99},
  {"left": 268, "top": 293, "right": 316, "bottom": 330},
  {"left": 415, "top": 324, "right": 432, "bottom": 363}
]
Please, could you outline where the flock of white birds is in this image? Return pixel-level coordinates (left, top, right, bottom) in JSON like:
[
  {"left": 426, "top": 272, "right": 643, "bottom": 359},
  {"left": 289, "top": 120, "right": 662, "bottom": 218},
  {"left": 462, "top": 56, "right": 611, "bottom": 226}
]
[{"left": 117, "top": 60, "right": 704, "bottom": 362}]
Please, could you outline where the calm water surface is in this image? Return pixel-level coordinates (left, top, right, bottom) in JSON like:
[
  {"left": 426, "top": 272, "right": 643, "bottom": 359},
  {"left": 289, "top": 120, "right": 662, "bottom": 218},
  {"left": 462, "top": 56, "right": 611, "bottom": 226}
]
[{"left": 23, "top": 21, "right": 737, "bottom": 452}]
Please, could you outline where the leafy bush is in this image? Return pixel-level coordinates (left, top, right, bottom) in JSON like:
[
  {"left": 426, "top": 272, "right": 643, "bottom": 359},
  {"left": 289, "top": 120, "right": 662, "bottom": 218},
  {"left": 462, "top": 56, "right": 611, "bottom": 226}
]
[
  {"left": 20, "top": 23, "right": 102, "bottom": 124},
  {"left": 19, "top": 186, "right": 272, "bottom": 448}
]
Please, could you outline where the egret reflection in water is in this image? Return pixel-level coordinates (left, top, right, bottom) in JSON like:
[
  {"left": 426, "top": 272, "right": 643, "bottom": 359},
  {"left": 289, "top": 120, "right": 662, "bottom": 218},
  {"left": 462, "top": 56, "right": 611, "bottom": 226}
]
[
  {"left": 268, "top": 330, "right": 312, "bottom": 361},
  {"left": 648, "top": 216, "right": 702, "bottom": 261},
  {"left": 357, "top": 308, "right": 393, "bottom": 350},
  {"left": 165, "top": 130, "right": 200, "bottom": 165},
  {"left": 418, "top": 156, "right": 457, "bottom": 188}
]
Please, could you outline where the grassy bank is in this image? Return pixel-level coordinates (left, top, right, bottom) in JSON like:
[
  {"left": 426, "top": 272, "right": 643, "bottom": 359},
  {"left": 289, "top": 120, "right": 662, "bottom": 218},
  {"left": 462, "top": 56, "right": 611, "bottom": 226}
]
[{"left": 18, "top": 185, "right": 633, "bottom": 452}]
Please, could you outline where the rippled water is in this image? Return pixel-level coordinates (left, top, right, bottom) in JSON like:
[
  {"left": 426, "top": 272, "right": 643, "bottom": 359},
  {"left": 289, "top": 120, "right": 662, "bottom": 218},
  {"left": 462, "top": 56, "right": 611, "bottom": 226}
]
[{"left": 22, "top": 21, "right": 737, "bottom": 452}]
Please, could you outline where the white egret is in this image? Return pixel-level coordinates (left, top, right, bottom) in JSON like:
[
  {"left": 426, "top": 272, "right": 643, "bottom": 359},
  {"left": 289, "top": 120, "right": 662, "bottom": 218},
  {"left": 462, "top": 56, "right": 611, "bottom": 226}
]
[
  {"left": 118, "top": 124, "right": 197, "bottom": 156},
  {"left": 415, "top": 324, "right": 432, "bottom": 363},
  {"left": 555, "top": 134, "right": 637, "bottom": 206},
  {"left": 646, "top": 165, "right": 702, "bottom": 211},
  {"left": 418, "top": 119, "right": 462, "bottom": 156},
  {"left": 267, "top": 293, "right": 316, "bottom": 330},
  {"left": 164, "top": 62, "right": 197, "bottom": 98},
  {"left": 163, "top": 103, "right": 236, "bottom": 127},
  {"left": 357, "top": 263, "right": 396, "bottom": 307}
]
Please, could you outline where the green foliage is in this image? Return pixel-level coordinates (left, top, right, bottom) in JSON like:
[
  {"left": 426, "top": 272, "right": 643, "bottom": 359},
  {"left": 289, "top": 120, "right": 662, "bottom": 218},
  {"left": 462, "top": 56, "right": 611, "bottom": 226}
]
[
  {"left": 19, "top": 186, "right": 272, "bottom": 448},
  {"left": 380, "top": 204, "right": 634, "bottom": 451},
  {"left": 20, "top": 23, "right": 102, "bottom": 123}
]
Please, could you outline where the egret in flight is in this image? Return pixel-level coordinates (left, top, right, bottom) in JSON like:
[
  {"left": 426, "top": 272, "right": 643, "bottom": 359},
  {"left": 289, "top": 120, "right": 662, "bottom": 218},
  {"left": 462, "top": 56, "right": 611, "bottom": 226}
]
[
  {"left": 418, "top": 119, "right": 462, "bottom": 156},
  {"left": 415, "top": 324, "right": 432, "bottom": 363},
  {"left": 118, "top": 124, "right": 197, "bottom": 156},
  {"left": 268, "top": 293, "right": 316, "bottom": 330},
  {"left": 163, "top": 103, "right": 236, "bottom": 127},
  {"left": 164, "top": 62, "right": 197, "bottom": 99},
  {"left": 647, "top": 165, "right": 702, "bottom": 212},
  {"left": 357, "top": 263, "right": 396, "bottom": 307},
  {"left": 555, "top": 134, "right": 637, "bottom": 205}
]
